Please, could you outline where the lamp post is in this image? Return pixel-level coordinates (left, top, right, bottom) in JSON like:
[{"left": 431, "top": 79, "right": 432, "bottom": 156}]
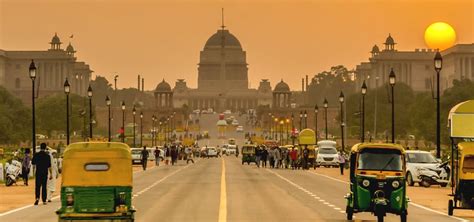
[
  {"left": 132, "top": 106, "right": 136, "bottom": 148},
  {"left": 87, "top": 85, "right": 93, "bottom": 139},
  {"left": 164, "top": 120, "right": 167, "bottom": 144},
  {"left": 285, "top": 118, "right": 290, "bottom": 145},
  {"left": 339, "top": 92, "right": 345, "bottom": 151},
  {"left": 121, "top": 101, "right": 125, "bottom": 143},
  {"left": 151, "top": 115, "right": 156, "bottom": 146},
  {"left": 167, "top": 117, "right": 171, "bottom": 143},
  {"left": 389, "top": 69, "right": 396, "bottom": 143},
  {"left": 434, "top": 51, "right": 443, "bottom": 159},
  {"left": 106, "top": 96, "right": 111, "bottom": 142},
  {"left": 314, "top": 105, "right": 319, "bottom": 142},
  {"left": 291, "top": 113, "right": 295, "bottom": 145},
  {"left": 29, "top": 60, "right": 37, "bottom": 154},
  {"left": 274, "top": 117, "right": 278, "bottom": 141},
  {"left": 361, "top": 81, "right": 367, "bottom": 142},
  {"left": 324, "top": 98, "right": 328, "bottom": 140},
  {"left": 140, "top": 112, "right": 143, "bottom": 147},
  {"left": 279, "top": 119, "right": 284, "bottom": 145},
  {"left": 299, "top": 111, "right": 303, "bottom": 130},
  {"left": 64, "top": 79, "right": 70, "bottom": 145},
  {"left": 159, "top": 121, "right": 162, "bottom": 146},
  {"left": 304, "top": 111, "right": 308, "bottom": 129}
]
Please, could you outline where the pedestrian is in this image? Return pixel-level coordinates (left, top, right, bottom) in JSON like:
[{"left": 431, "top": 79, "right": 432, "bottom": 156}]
[
  {"left": 46, "top": 151, "right": 59, "bottom": 202},
  {"left": 22, "top": 148, "right": 31, "bottom": 186},
  {"left": 268, "top": 147, "right": 275, "bottom": 168},
  {"left": 338, "top": 151, "right": 346, "bottom": 175},
  {"left": 255, "top": 147, "right": 261, "bottom": 167},
  {"left": 274, "top": 147, "right": 281, "bottom": 169},
  {"left": 141, "top": 146, "right": 149, "bottom": 170},
  {"left": 303, "top": 146, "right": 309, "bottom": 170},
  {"left": 290, "top": 148, "right": 298, "bottom": 170},
  {"left": 154, "top": 147, "right": 161, "bottom": 166},
  {"left": 186, "top": 147, "right": 194, "bottom": 164},
  {"left": 171, "top": 146, "right": 178, "bottom": 165},
  {"left": 32, "top": 143, "right": 52, "bottom": 205},
  {"left": 260, "top": 147, "right": 268, "bottom": 168},
  {"left": 165, "top": 146, "right": 171, "bottom": 165}
]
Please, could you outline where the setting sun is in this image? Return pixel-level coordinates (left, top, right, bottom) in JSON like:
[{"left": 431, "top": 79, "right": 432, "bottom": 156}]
[{"left": 424, "top": 22, "right": 456, "bottom": 50}]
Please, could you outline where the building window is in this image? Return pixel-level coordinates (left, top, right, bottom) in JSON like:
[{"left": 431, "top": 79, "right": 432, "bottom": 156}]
[{"left": 15, "top": 78, "right": 21, "bottom": 88}]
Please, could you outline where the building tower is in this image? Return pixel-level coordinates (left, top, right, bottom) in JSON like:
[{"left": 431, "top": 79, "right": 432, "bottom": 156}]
[
  {"left": 49, "top": 33, "right": 62, "bottom": 50},
  {"left": 384, "top": 34, "right": 396, "bottom": 51}
]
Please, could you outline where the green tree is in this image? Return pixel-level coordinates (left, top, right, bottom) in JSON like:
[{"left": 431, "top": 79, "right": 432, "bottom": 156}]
[
  {"left": 0, "top": 86, "right": 31, "bottom": 144},
  {"left": 307, "top": 65, "right": 355, "bottom": 105}
]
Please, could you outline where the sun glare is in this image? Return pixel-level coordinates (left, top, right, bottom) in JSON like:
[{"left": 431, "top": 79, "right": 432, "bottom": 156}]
[{"left": 424, "top": 22, "right": 456, "bottom": 51}]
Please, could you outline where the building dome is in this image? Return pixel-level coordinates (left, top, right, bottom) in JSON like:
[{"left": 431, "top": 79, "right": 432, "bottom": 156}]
[
  {"left": 66, "top": 43, "right": 76, "bottom": 53},
  {"left": 274, "top": 79, "right": 290, "bottom": 92},
  {"left": 385, "top": 34, "right": 395, "bottom": 45},
  {"left": 204, "top": 29, "right": 242, "bottom": 49},
  {"left": 50, "top": 33, "right": 62, "bottom": 44},
  {"left": 155, "top": 79, "right": 171, "bottom": 92},
  {"left": 371, "top": 44, "right": 380, "bottom": 53}
]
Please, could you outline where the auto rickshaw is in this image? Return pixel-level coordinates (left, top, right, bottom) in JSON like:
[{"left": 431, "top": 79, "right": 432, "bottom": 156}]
[
  {"left": 241, "top": 144, "right": 257, "bottom": 165},
  {"left": 56, "top": 142, "right": 135, "bottom": 222},
  {"left": 345, "top": 143, "right": 408, "bottom": 222},
  {"left": 447, "top": 100, "right": 474, "bottom": 215},
  {"left": 298, "top": 129, "right": 316, "bottom": 169}
]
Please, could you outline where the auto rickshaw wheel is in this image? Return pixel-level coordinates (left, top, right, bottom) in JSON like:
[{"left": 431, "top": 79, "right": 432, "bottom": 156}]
[
  {"left": 345, "top": 206, "right": 353, "bottom": 220},
  {"left": 377, "top": 215, "right": 384, "bottom": 222},
  {"left": 448, "top": 199, "right": 454, "bottom": 216},
  {"left": 406, "top": 172, "right": 414, "bottom": 186},
  {"left": 400, "top": 210, "right": 407, "bottom": 222}
]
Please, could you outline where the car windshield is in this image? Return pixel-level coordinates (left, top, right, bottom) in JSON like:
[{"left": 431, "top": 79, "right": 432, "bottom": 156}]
[
  {"left": 319, "top": 148, "right": 337, "bottom": 154},
  {"left": 131, "top": 150, "right": 141, "bottom": 154},
  {"left": 406, "top": 152, "right": 438, "bottom": 163},
  {"left": 357, "top": 148, "right": 403, "bottom": 171}
]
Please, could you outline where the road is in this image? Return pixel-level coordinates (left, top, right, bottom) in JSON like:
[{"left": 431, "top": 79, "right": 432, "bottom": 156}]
[{"left": 0, "top": 114, "right": 471, "bottom": 221}]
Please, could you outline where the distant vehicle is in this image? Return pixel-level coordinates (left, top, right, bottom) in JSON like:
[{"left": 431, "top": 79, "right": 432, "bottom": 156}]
[
  {"left": 226, "top": 145, "right": 237, "bottom": 156},
  {"left": 201, "top": 109, "right": 210, "bottom": 114},
  {"left": 131, "top": 148, "right": 143, "bottom": 164},
  {"left": 206, "top": 147, "right": 218, "bottom": 158},
  {"left": 316, "top": 140, "right": 339, "bottom": 167},
  {"left": 405, "top": 150, "right": 448, "bottom": 187},
  {"left": 36, "top": 134, "right": 47, "bottom": 139},
  {"left": 236, "top": 125, "right": 244, "bottom": 132},
  {"left": 193, "top": 109, "right": 200, "bottom": 114},
  {"left": 224, "top": 110, "right": 231, "bottom": 114},
  {"left": 232, "top": 119, "right": 239, "bottom": 126}
]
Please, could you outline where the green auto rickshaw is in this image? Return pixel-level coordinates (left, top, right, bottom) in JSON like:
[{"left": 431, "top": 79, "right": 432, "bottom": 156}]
[
  {"left": 345, "top": 143, "right": 408, "bottom": 222},
  {"left": 56, "top": 142, "right": 135, "bottom": 222},
  {"left": 241, "top": 144, "right": 257, "bottom": 165}
]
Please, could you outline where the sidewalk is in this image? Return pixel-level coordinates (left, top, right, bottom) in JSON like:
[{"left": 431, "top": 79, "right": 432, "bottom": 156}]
[
  {"left": 0, "top": 162, "right": 158, "bottom": 213},
  {"left": 312, "top": 167, "right": 474, "bottom": 218}
]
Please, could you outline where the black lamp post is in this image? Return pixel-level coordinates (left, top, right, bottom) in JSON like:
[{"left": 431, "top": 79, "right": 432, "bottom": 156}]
[
  {"left": 285, "top": 118, "right": 290, "bottom": 145},
  {"left": 64, "top": 79, "right": 70, "bottom": 145},
  {"left": 324, "top": 98, "right": 328, "bottom": 140},
  {"left": 274, "top": 117, "right": 278, "bottom": 141},
  {"left": 291, "top": 113, "right": 295, "bottom": 145},
  {"left": 151, "top": 115, "right": 156, "bottom": 146},
  {"left": 140, "top": 112, "right": 143, "bottom": 147},
  {"left": 268, "top": 113, "right": 272, "bottom": 138},
  {"left": 132, "top": 106, "right": 136, "bottom": 147},
  {"left": 121, "top": 101, "right": 125, "bottom": 143},
  {"left": 361, "top": 80, "right": 367, "bottom": 142},
  {"left": 106, "top": 96, "right": 111, "bottom": 142},
  {"left": 279, "top": 119, "right": 284, "bottom": 145},
  {"left": 87, "top": 85, "right": 93, "bottom": 139},
  {"left": 314, "top": 105, "right": 319, "bottom": 142},
  {"left": 389, "top": 69, "right": 396, "bottom": 143},
  {"left": 299, "top": 111, "right": 303, "bottom": 130},
  {"left": 434, "top": 51, "right": 443, "bottom": 159},
  {"left": 339, "top": 92, "right": 345, "bottom": 151},
  {"left": 29, "top": 60, "right": 37, "bottom": 154},
  {"left": 167, "top": 117, "right": 171, "bottom": 143},
  {"left": 304, "top": 111, "right": 308, "bottom": 129},
  {"left": 159, "top": 121, "right": 162, "bottom": 146}
]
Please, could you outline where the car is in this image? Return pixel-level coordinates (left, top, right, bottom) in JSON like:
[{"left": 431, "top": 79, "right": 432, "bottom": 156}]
[
  {"left": 315, "top": 140, "right": 339, "bottom": 167},
  {"left": 232, "top": 119, "right": 239, "bottom": 126},
  {"left": 226, "top": 145, "right": 237, "bottom": 155},
  {"left": 236, "top": 125, "right": 244, "bottom": 132},
  {"left": 206, "top": 147, "right": 218, "bottom": 157},
  {"left": 193, "top": 109, "right": 200, "bottom": 114},
  {"left": 405, "top": 150, "right": 449, "bottom": 187},
  {"left": 131, "top": 148, "right": 143, "bottom": 164},
  {"left": 224, "top": 110, "right": 231, "bottom": 114}
]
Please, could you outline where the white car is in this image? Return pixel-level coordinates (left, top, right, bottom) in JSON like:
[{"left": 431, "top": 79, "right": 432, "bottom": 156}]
[
  {"left": 224, "top": 110, "right": 232, "bottom": 114},
  {"left": 315, "top": 140, "right": 339, "bottom": 167},
  {"left": 206, "top": 147, "right": 218, "bottom": 157},
  {"left": 232, "top": 119, "right": 239, "bottom": 126},
  {"left": 405, "top": 150, "right": 449, "bottom": 186},
  {"left": 226, "top": 145, "right": 237, "bottom": 155},
  {"left": 236, "top": 125, "right": 244, "bottom": 132},
  {"left": 131, "top": 148, "right": 143, "bottom": 164}
]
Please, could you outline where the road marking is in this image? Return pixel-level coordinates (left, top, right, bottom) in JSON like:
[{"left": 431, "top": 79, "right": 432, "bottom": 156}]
[
  {"left": 307, "top": 170, "right": 468, "bottom": 222},
  {"left": 218, "top": 158, "right": 227, "bottom": 222},
  {"left": 132, "top": 164, "right": 191, "bottom": 199}
]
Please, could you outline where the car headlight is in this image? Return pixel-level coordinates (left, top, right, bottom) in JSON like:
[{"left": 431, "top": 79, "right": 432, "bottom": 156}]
[
  {"left": 362, "top": 179, "right": 370, "bottom": 187},
  {"left": 392, "top": 180, "right": 400, "bottom": 188}
]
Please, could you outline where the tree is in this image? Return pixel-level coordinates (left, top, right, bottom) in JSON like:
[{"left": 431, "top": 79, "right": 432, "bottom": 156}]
[
  {"left": 307, "top": 65, "right": 355, "bottom": 105},
  {"left": 90, "top": 76, "right": 114, "bottom": 107},
  {"left": 0, "top": 86, "right": 31, "bottom": 144}
]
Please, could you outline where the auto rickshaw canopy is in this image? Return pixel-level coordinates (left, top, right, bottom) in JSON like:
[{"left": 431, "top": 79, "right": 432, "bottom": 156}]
[
  {"left": 298, "top": 129, "right": 316, "bottom": 145},
  {"left": 62, "top": 142, "right": 132, "bottom": 187},
  {"left": 458, "top": 142, "right": 474, "bottom": 180},
  {"left": 242, "top": 145, "right": 256, "bottom": 154},
  {"left": 448, "top": 100, "right": 474, "bottom": 138},
  {"left": 351, "top": 143, "right": 405, "bottom": 154}
]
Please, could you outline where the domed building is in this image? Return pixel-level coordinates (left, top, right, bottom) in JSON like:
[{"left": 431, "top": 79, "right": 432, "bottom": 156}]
[{"left": 154, "top": 79, "right": 173, "bottom": 108}]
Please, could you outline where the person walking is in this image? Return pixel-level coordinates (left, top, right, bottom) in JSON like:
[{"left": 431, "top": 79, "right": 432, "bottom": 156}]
[
  {"left": 141, "top": 146, "right": 149, "bottom": 170},
  {"left": 46, "top": 151, "right": 59, "bottom": 202},
  {"left": 22, "top": 149, "right": 31, "bottom": 186},
  {"left": 338, "top": 151, "right": 346, "bottom": 175},
  {"left": 268, "top": 147, "right": 275, "bottom": 168},
  {"left": 290, "top": 148, "right": 298, "bottom": 170},
  {"left": 171, "top": 146, "right": 178, "bottom": 165},
  {"left": 255, "top": 147, "right": 261, "bottom": 167},
  {"left": 154, "top": 147, "right": 161, "bottom": 166},
  {"left": 260, "top": 147, "right": 268, "bottom": 168},
  {"left": 165, "top": 146, "right": 171, "bottom": 165},
  {"left": 185, "top": 147, "right": 194, "bottom": 164},
  {"left": 274, "top": 147, "right": 281, "bottom": 169},
  {"left": 303, "top": 146, "right": 309, "bottom": 170},
  {"left": 32, "top": 143, "right": 52, "bottom": 205}
]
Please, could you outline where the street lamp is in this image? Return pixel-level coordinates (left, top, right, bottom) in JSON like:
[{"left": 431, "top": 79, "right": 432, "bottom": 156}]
[
  {"left": 285, "top": 118, "right": 290, "bottom": 145},
  {"left": 389, "top": 68, "right": 396, "bottom": 143},
  {"left": 291, "top": 113, "right": 295, "bottom": 145},
  {"left": 279, "top": 119, "right": 284, "bottom": 145},
  {"left": 324, "top": 98, "right": 328, "bottom": 140},
  {"left": 121, "top": 101, "right": 126, "bottom": 143},
  {"left": 268, "top": 113, "right": 272, "bottom": 138},
  {"left": 304, "top": 110, "right": 308, "bottom": 129},
  {"left": 29, "top": 60, "right": 37, "bottom": 154},
  {"left": 299, "top": 111, "right": 303, "bottom": 130},
  {"left": 64, "top": 78, "right": 70, "bottom": 145},
  {"left": 140, "top": 112, "right": 143, "bottom": 147},
  {"left": 87, "top": 85, "right": 93, "bottom": 139},
  {"left": 167, "top": 117, "right": 171, "bottom": 143},
  {"left": 339, "top": 91, "right": 345, "bottom": 151},
  {"left": 274, "top": 117, "right": 278, "bottom": 141},
  {"left": 106, "top": 96, "right": 111, "bottom": 142},
  {"left": 314, "top": 105, "right": 319, "bottom": 142},
  {"left": 132, "top": 106, "right": 136, "bottom": 148},
  {"left": 159, "top": 121, "right": 162, "bottom": 146},
  {"left": 361, "top": 80, "right": 367, "bottom": 142},
  {"left": 434, "top": 50, "right": 443, "bottom": 158}
]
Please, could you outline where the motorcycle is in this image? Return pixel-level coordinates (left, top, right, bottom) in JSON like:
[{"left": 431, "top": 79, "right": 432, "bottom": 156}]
[
  {"left": 5, "top": 160, "right": 22, "bottom": 186},
  {"left": 417, "top": 161, "right": 450, "bottom": 188}
]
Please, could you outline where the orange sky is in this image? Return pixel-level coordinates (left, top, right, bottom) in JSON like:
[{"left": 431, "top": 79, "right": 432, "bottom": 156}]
[{"left": 1, "top": 0, "right": 473, "bottom": 90}]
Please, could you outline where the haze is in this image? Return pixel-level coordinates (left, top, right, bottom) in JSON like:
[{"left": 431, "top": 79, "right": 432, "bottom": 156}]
[{"left": 1, "top": 0, "right": 472, "bottom": 90}]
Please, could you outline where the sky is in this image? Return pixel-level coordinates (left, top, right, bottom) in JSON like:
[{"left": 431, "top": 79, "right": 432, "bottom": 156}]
[{"left": 1, "top": 0, "right": 473, "bottom": 91}]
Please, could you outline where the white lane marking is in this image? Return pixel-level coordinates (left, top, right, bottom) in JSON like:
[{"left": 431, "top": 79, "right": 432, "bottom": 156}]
[
  {"left": 307, "top": 170, "right": 468, "bottom": 222},
  {"left": 267, "top": 169, "right": 345, "bottom": 214},
  {"left": 218, "top": 158, "right": 227, "bottom": 222},
  {"left": 132, "top": 164, "right": 191, "bottom": 199}
]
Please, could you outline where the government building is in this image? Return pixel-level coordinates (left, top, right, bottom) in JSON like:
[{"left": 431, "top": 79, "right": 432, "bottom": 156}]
[
  {"left": 0, "top": 33, "right": 92, "bottom": 104},
  {"left": 355, "top": 34, "right": 474, "bottom": 92}
]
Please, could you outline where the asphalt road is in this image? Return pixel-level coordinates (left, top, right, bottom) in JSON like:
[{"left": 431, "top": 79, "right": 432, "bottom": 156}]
[{"left": 0, "top": 114, "right": 471, "bottom": 221}]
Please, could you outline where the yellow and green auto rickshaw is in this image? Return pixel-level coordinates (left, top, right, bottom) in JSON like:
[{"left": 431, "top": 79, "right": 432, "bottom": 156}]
[
  {"left": 447, "top": 100, "right": 474, "bottom": 215},
  {"left": 241, "top": 144, "right": 257, "bottom": 165},
  {"left": 298, "top": 129, "right": 317, "bottom": 169},
  {"left": 56, "top": 142, "right": 135, "bottom": 222},
  {"left": 345, "top": 143, "right": 408, "bottom": 222}
]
